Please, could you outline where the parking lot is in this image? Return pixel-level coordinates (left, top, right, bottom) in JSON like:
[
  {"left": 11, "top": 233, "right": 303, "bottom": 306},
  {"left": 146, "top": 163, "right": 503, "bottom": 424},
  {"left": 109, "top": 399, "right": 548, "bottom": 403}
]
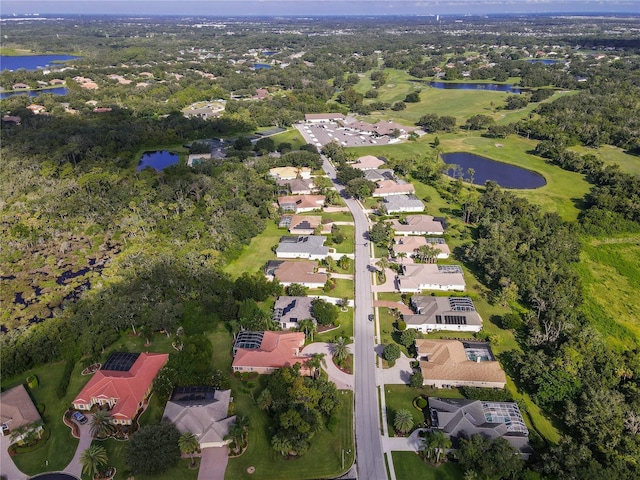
[{"left": 295, "top": 123, "right": 393, "bottom": 149}]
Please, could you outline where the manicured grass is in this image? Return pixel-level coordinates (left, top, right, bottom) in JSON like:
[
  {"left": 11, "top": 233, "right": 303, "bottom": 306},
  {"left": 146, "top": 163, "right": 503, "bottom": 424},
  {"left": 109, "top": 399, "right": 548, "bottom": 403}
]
[
  {"left": 574, "top": 236, "right": 640, "bottom": 352},
  {"left": 322, "top": 211, "right": 354, "bottom": 223},
  {"left": 569, "top": 144, "right": 640, "bottom": 176},
  {"left": 317, "top": 308, "right": 355, "bottom": 342},
  {"left": 392, "top": 452, "right": 463, "bottom": 480},
  {"left": 378, "top": 307, "right": 410, "bottom": 358},
  {"left": 5, "top": 361, "right": 82, "bottom": 475},
  {"left": 324, "top": 278, "right": 354, "bottom": 302},
  {"left": 270, "top": 128, "right": 306, "bottom": 150},
  {"left": 225, "top": 390, "right": 354, "bottom": 480},
  {"left": 223, "top": 221, "right": 281, "bottom": 277},
  {"left": 332, "top": 224, "right": 355, "bottom": 253},
  {"left": 384, "top": 385, "right": 464, "bottom": 437}
]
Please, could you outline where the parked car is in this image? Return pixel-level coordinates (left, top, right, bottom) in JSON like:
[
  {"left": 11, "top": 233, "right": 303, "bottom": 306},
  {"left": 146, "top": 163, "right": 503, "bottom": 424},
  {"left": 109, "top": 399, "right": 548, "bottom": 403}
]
[
  {"left": 368, "top": 314, "right": 374, "bottom": 322},
  {"left": 72, "top": 411, "right": 88, "bottom": 424}
]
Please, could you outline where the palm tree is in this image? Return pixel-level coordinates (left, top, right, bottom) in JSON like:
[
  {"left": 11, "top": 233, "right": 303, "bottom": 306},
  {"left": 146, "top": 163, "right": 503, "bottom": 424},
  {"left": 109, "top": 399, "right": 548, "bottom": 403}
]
[
  {"left": 225, "top": 415, "right": 249, "bottom": 454},
  {"left": 331, "top": 336, "right": 350, "bottom": 362},
  {"left": 396, "top": 251, "right": 408, "bottom": 265},
  {"left": 376, "top": 257, "right": 390, "bottom": 283},
  {"left": 80, "top": 444, "right": 108, "bottom": 478},
  {"left": 415, "top": 245, "right": 439, "bottom": 264},
  {"left": 271, "top": 433, "right": 293, "bottom": 456},
  {"left": 394, "top": 409, "right": 414, "bottom": 435},
  {"left": 421, "top": 430, "right": 452, "bottom": 464},
  {"left": 178, "top": 431, "right": 199, "bottom": 467},
  {"left": 305, "top": 353, "right": 326, "bottom": 377},
  {"left": 298, "top": 318, "right": 317, "bottom": 341},
  {"left": 90, "top": 409, "right": 114, "bottom": 439}
]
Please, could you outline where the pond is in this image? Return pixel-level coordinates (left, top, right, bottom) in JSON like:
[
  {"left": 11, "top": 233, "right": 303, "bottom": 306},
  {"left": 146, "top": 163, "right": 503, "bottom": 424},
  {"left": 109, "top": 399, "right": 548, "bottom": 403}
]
[
  {"left": 137, "top": 150, "right": 180, "bottom": 171},
  {"left": 441, "top": 152, "right": 546, "bottom": 189},
  {"left": 254, "top": 63, "right": 271, "bottom": 70},
  {"left": 0, "top": 54, "right": 80, "bottom": 71},
  {"left": 429, "top": 81, "right": 522, "bottom": 93},
  {"left": 0, "top": 87, "right": 68, "bottom": 99}
]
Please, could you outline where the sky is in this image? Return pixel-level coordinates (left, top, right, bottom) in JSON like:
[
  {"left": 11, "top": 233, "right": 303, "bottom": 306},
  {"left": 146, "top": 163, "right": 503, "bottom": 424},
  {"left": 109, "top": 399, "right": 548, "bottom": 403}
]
[{"left": 0, "top": 0, "right": 637, "bottom": 16}]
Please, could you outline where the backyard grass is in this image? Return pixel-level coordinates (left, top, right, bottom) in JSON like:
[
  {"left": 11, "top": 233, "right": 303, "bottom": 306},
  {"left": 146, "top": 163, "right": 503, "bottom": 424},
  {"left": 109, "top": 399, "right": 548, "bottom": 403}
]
[
  {"left": 332, "top": 224, "right": 355, "bottom": 254},
  {"left": 5, "top": 361, "right": 83, "bottom": 475},
  {"left": 384, "top": 385, "right": 464, "bottom": 437},
  {"left": 225, "top": 390, "right": 354, "bottom": 480},
  {"left": 392, "top": 452, "right": 463, "bottom": 480},
  {"left": 574, "top": 236, "right": 640, "bottom": 352},
  {"left": 223, "top": 221, "right": 281, "bottom": 277}
]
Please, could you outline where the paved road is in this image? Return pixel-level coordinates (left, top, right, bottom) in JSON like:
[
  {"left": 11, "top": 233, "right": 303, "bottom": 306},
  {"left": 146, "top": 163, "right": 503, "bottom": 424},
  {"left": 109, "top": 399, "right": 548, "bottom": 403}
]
[{"left": 323, "top": 156, "right": 387, "bottom": 480}]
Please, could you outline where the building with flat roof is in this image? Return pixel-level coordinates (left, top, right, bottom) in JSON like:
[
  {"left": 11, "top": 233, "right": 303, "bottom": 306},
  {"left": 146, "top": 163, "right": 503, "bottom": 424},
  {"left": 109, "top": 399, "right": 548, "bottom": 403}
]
[
  {"left": 416, "top": 339, "right": 506, "bottom": 389},
  {"left": 304, "top": 113, "right": 346, "bottom": 123},
  {"left": 404, "top": 296, "right": 482, "bottom": 333}
]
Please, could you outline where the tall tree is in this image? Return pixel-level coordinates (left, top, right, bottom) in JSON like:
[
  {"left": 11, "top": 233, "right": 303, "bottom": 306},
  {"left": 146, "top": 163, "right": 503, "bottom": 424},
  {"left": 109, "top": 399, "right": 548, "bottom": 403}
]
[
  {"left": 80, "top": 444, "right": 108, "bottom": 478},
  {"left": 90, "top": 410, "right": 114, "bottom": 439},
  {"left": 178, "top": 432, "right": 199, "bottom": 467}
]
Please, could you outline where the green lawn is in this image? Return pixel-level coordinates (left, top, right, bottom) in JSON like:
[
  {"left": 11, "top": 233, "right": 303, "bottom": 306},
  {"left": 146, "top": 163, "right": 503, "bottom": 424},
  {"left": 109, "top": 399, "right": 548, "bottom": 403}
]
[
  {"left": 392, "top": 452, "right": 463, "bottom": 480},
  {"left": 223, "top": 221, "right": 281, "bottom": 277},
  {"left": 225, "top": 390, "right": 354, "bottom": 480},
  {"left": 574, "top": 236, "right": 640, "bottom": 352},
  {"left": 322, "top": 211, "right": 354, "bottom": 223},
  {"left": 332, "top": 224, "right": 355, "bottom": 254},
  {"left": 316, "top": 308, "right": 354, "bottom": 342},
  {"left": 269, "top": 128, "right": 306, "bottom": 150},
  {"left": 384, "top": 385, "right": 464, "bottom": 437},
  {"left": 324, "top": 278, "right": 354, "bottom": 302},
  {"left": 5, "top": 361, "right": 83, "bottom": 475}
]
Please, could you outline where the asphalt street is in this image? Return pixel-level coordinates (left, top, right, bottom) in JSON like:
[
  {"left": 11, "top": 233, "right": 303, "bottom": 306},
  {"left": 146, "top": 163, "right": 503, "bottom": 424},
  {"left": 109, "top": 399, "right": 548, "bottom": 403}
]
[{"left": 323, "top": 156, "right": 387, "bottom": 480}]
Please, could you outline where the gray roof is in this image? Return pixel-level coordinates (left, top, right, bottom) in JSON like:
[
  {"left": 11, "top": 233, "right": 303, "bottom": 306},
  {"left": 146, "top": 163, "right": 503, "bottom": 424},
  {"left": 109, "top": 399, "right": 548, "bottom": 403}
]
[
  {"left": 406, "top": 296, "right": 482, "bottom": 328},
  {"left": 383, "top": 194, "right": 425, "bottom": 212},
  {"left": 429, "top": 397, "right": 532, "bottom": 454},
  {"left": 273, "top": 296, "right": 315, "bottom": 325},
  {"left": 363, "top": 169, "right": 396, "bottom": 182},
  {"left": 163, "top": 389, "right": 235, "bottom": 446},
  {"left": 276, "top": 235, "right": 329, "bottom": 256}
]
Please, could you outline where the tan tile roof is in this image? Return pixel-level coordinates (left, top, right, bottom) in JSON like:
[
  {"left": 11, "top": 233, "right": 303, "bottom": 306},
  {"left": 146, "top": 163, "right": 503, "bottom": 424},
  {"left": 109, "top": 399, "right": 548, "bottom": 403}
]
[
  {"left": 390, "top": 215, "right": 445, "bottom": 235},
  {"left": 290, "top": 215, "right": 322, "bottom": 232},
  {"left": 233, "top": 331, "right": 307, "bottom": 370},
  {"left": 271, "top": 260, "right": 327, "bottom": 286},
  {"left": 0, "top": 384, "right": 42, "bottom": 429},
  {"left": 373, "top": 180, "right": 415, "bottom": 197},
  {"left": 416, "top": 339, "right": 506, "bottom": 385},
  {"left": 353, "top": 155, "right": 385, "bottom": 170}
]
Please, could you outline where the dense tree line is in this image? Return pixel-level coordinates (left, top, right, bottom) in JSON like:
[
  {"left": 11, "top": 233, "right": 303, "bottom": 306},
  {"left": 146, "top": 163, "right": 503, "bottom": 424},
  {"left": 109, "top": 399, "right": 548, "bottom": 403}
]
[{"left": 464, "top": 183, "right": 640, "bottom": 478}]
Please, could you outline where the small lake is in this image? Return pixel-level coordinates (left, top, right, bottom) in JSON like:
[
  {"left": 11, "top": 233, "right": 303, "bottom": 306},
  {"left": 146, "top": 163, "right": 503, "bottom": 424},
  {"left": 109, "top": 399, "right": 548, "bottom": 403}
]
[
  {"left": 430, "top": 81, "right": 522, "bottom": 93},
  {"left": 0, "top": 87, "right": 68, "bottom": 99},
  {"left": 0, "top": 54, "right": 80, "bottom": 71},
  {"left": 254, "top": 63, "right": 271, "bottom": 70},
  {"left": 137, "top": 150, "right": 179, "bottom": 171},
  {"left": 442, "top": 152, "right": 546, "bottom": 189}
]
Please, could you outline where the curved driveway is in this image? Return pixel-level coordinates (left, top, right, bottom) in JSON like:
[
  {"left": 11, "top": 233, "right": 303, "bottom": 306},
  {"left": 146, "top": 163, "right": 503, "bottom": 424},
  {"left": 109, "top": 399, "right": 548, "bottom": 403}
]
[
  {"left": 323, "top": 156, "right": 387, "bottom": 480},
  {"left": 302, "top": 342, "right": 354, "bottom": 390}
]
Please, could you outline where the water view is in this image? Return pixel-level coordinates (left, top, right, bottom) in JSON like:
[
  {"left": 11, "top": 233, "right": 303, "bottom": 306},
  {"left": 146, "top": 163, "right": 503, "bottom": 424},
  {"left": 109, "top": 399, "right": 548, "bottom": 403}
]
[
  {"left": 526, "top": 59, "right": 559, "bottom": 64},
  {"left": 137, "top": 150, "right": 180, "bottom": 171},
  {"left": 442, "top": 152, "right": 546, "bottom": 189},
  {"left": 254, "top": 63, "right": 271, "bottom": 70},
  {"left": 0, "top": 87, "right": 68, "bottom": 99},
  {"left": 0, "top": 54, "right": 80, "bottom": 71},
  {"left": 429, "top": 81, "right": 522, "bottom": 93}
]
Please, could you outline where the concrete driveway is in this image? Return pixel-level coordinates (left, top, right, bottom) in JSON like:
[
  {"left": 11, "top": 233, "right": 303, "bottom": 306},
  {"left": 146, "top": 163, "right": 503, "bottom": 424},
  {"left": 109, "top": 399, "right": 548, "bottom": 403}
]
[
  {"left": 0, "top": 432, "right": 29, "bottom": 480},
  {"left": 375, "top": 346, "right": 414, "bottom": 385},
  {"left": 63, "top": 413, "right": 94, "bottom": 478},
  {"left": 302, "top": 342, "right": 354, "bottom": 390},
  {"left": 198, "top": 446, "right": 228, "bottom": 480}
]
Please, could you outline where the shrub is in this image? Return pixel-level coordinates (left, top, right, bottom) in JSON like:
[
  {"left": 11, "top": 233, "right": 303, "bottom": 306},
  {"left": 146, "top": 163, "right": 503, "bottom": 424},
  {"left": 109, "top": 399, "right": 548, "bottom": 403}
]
[
  {"left": 410, "top": 371, "right": 424, "bottom": 388},
  {"left": 416, "top": 397, "right": 428, "bottom": 409},
  {"left": 396, "top": 320, "right": 407, "bottom": 331}
]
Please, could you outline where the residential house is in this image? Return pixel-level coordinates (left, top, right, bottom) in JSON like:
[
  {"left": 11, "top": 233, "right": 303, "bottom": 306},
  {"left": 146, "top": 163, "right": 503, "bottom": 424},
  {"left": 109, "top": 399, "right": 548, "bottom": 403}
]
[
  {"left": 398, "top": 264, "right": 465, "bottom": 292},
  {"left": 383, "top": 195, "right": 425, "bottom": 214},
  {"left": 2, "top": 116, "right": 21, "bottom": 125},
  {"left": 363, "top": 169, "right": 396, "bottom": 182},
  {"left": 162, "top": 387, "right": 235, "bottom": 449},
  {"left": 0, "top": 385, "right": 43, "bottom": 442},
  {"left": 390, "top": 215, "right": 445, "bottom": 236},
  {"left": 278, "top": 195, "right": 325, "bottom": 213},
  {"left": 265, "top": 260, "right": 327, "bottom": 288},
  {"left": 12, "top": 83, "right": 29, "bottom": 90},
  {"left": 416, "top": 339, "right": 506, "bottom": 388},
  {"left": 273, "top": 296, "right": 315, "bottom": 330},
  {"left": 26, "top": 104, "right": 47, "bottom": 115},
  {"left": 392, "top": 236, "right": 450, "bottom": 259},
  {"left": 279, "top": 215, "right": 325, "bottom": 235},
  {"left": 403, "top": 296, "right": 482, "bottom": 333},
  {"left": 352, "top": 155, "right": 385, "bottom": 171},
  {"left": 372, "top": 179, "right": 416, "bottom": 198},
  {"left": 72, "top": 352, "right": 169, "bottom": 425},
  {"left": 277, "top": 178, "right": 316, "bottom": 195},
  {"left": 428, "top": 397, "right": 532, "bottom": 458},
  {"left": 232, "top": 331, "right": 311, "bottom": 375},
  {"left": 49, "top": 79, "right": 66, "bottom": 85},
  {"left": 276, "top": 235, "right": 330, "bottom": 260}
]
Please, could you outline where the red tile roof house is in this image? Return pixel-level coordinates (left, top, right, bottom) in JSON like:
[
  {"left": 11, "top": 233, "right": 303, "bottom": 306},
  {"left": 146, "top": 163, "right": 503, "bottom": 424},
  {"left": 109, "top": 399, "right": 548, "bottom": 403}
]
[
  {"left": 72, "top": 352, "right": 169, "bottom": 425},
  {"left": 232, "top": 331, "right": 311, "bottom": 375}
]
